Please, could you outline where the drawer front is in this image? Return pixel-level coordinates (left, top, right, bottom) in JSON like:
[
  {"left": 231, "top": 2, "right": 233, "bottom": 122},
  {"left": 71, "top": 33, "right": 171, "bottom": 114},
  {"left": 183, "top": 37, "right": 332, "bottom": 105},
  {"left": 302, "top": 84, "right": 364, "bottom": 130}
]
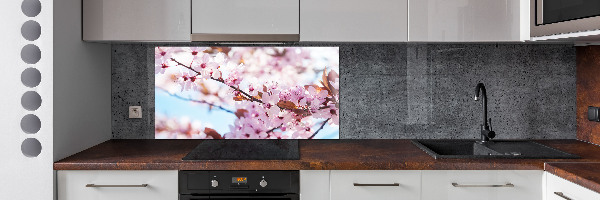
[
  {"left": 422, "top": 170, "right": 542, "bottom": 200},
  {"left": 300, "top": 170, "right": 330, "bottom": 200},
  {"left": 57, "top": 170, "right": 178, "bottom": 200},
  {"left": 330, "top": 170, "right": 421, "bottom": 200},
  {"left": 546, "top": 172, "right": 600, "bottom": 200}
]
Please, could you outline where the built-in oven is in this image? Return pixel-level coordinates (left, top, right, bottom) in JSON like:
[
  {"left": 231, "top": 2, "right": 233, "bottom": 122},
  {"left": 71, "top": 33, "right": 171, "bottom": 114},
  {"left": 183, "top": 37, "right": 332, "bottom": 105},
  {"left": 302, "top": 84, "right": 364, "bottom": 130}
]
[
  {"left": 179, "top": 171, "right": 299, "bottom": 200},
  {"left": 531, "top": 0, "right": 600, "bottom": 38}
]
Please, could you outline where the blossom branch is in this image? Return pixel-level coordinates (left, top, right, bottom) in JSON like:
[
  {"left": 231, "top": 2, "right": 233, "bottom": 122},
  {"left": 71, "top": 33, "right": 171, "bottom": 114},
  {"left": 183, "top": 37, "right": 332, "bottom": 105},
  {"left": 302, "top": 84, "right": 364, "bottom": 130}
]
[
  {"left": 156, "top": 87, "right": 235, "bottom": 114},
  {"left": 266, "top": 124, "right": 283, "bottom": 134},
  {"left": 170, "top": 58, "right": 263, "bottom": 103},
  {"left": 170, "top": 58, "right": 311, "bottom": 113},
  {"left": 308, "top": 118, "right": 330, "bottom": 139}
]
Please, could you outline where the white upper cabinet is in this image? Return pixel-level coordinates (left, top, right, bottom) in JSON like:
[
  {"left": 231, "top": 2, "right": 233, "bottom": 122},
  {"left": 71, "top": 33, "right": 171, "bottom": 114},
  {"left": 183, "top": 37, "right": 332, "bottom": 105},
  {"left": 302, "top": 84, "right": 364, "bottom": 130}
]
[
  {"left": 300, "top": 0, "right": 408, "bottom": 42},
  {"left": 83, "top": 0, "right": 191, "bottom": 41},
  {"left": 191, "top": 0, "right": 300, "bottom": 41},
  {"left": 409, "top": 0, "right": 530, "bottom": 42},
  {"left": 81, "top": 0, "right": 531, "bottom": 42}
]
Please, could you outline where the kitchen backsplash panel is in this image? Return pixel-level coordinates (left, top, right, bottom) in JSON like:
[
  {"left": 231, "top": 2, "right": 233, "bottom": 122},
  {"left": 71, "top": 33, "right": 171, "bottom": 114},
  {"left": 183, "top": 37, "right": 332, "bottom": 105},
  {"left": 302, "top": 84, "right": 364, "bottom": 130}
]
[
  {"left": 154, "top": 46, "right": 340, "bottom": 139},
  {"left": 112, "top": 43, "right": 576, "bottom": 139}
]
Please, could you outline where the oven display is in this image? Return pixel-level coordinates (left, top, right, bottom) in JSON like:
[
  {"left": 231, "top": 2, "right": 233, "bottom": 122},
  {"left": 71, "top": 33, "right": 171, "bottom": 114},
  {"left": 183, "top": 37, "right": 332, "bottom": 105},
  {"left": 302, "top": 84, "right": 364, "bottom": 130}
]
[{"left": 232, "top": 177, "right": 247, "bottom": 184}]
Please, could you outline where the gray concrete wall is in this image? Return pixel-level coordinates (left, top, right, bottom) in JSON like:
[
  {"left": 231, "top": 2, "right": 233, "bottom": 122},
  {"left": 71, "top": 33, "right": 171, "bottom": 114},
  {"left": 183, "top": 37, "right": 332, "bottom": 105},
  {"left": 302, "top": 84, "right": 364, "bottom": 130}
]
[{"left": 112, "top": 43, "right": 576, "bottom": 139}]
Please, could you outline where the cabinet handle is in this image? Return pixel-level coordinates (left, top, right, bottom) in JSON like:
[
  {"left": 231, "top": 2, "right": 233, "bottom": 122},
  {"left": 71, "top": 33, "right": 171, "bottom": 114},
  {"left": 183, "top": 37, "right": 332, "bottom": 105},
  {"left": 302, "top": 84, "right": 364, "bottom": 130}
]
[
  {"left": 554, "top": 192, "right": 573, "bottom": 200},
  {"left": 451, "top": 183, "right": 514, "bottom": 188},
  {"left": 353, "top": 183, "right": 400, "bottom": 186},
  {"left": 86, "top": 184, "right": 149, "bottom": 188}
]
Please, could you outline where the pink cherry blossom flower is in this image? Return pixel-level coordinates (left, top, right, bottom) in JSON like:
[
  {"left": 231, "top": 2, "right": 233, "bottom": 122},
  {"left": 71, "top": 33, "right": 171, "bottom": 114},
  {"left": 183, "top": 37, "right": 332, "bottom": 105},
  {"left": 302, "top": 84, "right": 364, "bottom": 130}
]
[
  {"left": 224, "top": 64, "right": 244, "bottom": 87},
  {"left": 192, "top": 53, "right": 212, "bottom": 71},
  {"left": 212, "top": 69, "right": 222, "bottom": 79},
  {"left": 178, "top": 72, "right": 199, "bottom": 92},
  {"left": 214, "top": 52, "right": 227, "bottom": 64},
  {"left": 187, "top": 47, "right": 207, "bottom": 58},
  {"left": 155, "top": 60, "right": 170, "bottom": 74},
  {"left": 248, "top": 83, "right": 259, "bottom": 96},
  {"left": 155, "top": 47, "right": 173, "bottom": 64}
]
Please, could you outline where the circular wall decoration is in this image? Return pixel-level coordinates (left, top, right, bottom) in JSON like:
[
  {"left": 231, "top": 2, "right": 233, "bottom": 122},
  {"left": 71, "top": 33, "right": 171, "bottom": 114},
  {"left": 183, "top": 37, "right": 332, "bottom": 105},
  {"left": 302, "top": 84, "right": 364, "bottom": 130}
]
[
  {"left": 21, "top": 91, "right": 42, "bottom": 111},
  {"left": 21, "top": 138, "right": 42, "bottom": 157},
  {"left": 21, "top": 0, "right": 44, "bottom": 160},
  {"left": 20, "top": 114, "right": 41, "bottom": 134},
  {"left": 21, "top": 0, "right": 41, "bottom": 17},
  {"left": 21, "top": 68, "right": 41, "bottom": 88},
  {"left": 21, "top": 44, "right": 41, "bottom": 64},
  {"left": 21, "top": 20, "right": 41, "bottom": 41}
]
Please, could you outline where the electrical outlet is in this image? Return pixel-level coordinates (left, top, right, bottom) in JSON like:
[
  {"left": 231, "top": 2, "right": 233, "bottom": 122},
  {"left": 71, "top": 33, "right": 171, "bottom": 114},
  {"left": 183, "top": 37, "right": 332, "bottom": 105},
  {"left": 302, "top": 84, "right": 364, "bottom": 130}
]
[{"left": 129, "top": 106, "right": 142, "bottom": 119}]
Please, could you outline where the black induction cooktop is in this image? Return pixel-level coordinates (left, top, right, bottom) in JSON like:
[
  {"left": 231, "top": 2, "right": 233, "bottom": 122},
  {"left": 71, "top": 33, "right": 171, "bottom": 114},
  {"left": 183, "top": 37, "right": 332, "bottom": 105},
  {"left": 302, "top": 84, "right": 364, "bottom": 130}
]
[{"left": 182, "top": 140, "right": 300, "bottom": 160}]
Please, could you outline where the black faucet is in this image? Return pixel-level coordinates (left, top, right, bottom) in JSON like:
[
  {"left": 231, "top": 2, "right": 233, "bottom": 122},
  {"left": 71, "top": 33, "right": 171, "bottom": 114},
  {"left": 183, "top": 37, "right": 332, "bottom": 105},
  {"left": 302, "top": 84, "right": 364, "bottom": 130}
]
[{"left": 474, "top": 83, "right": 495, "bottom": 143}]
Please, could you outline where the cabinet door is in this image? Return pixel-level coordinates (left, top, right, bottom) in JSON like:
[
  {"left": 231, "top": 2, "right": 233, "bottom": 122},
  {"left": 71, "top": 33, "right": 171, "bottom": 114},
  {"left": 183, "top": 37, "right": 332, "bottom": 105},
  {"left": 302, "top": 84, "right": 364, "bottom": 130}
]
[
  {"left": 57, "top": 170, "right": 178, "bottom": 200},
  {"left": 191, "top": 0, "right": 299, "bottom": 40},
  {"left": 300, "top": 0, "right": 408, "bottom": 42},
  {"left": 422, "top": 170, "right": 542, "bottom": 200},
  {"left": 546, "top": 172, "right": 600, "bottom": 200},
  {"left": 83, "top": 0, "right": 191, "bottom": 41},
  {"left": 300, "top": 171, "right": 330, "bottom": 200},
  {"left": 330, "top": 170, "right": 420, "bottom": 200},
  {"left": 409, "top": 0, "right": 529, "bottom": 42}
]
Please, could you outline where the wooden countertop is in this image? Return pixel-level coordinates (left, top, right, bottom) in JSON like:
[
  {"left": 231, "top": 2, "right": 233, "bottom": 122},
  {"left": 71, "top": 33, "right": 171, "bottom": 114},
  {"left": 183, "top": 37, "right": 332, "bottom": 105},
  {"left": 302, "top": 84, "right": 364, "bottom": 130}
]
[
  {"left": 545, "top": 162, "right": 600, "bottom": 194},
  {"left": 54, "top": 139, "right": 600, "bottom": 171}
]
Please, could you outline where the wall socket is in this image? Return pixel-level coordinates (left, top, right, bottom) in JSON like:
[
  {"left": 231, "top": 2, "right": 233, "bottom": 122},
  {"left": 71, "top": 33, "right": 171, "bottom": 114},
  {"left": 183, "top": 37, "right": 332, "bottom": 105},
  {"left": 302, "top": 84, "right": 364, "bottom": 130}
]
[
  {"left": 589, "top": 106, "right": 600, "bottom": 122},
  {"left": 129, "top": 106, "right": 142, "bottom": 119}
]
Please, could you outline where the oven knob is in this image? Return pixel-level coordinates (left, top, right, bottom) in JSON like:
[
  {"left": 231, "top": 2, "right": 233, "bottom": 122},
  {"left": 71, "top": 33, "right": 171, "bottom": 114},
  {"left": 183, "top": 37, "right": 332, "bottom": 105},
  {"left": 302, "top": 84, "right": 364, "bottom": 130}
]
[
  {"left": 211, "top": 180, "right": 219, "bottom": 188},
  {"left": 259, "top": 179, "right": 267, "bottom": 187}
]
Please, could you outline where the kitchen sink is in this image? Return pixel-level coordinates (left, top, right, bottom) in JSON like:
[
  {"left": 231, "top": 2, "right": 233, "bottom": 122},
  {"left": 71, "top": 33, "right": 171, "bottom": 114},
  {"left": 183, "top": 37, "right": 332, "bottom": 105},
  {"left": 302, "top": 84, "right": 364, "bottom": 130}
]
[{"left": 412, "top": 140, "right": 579, "bottom": 159}]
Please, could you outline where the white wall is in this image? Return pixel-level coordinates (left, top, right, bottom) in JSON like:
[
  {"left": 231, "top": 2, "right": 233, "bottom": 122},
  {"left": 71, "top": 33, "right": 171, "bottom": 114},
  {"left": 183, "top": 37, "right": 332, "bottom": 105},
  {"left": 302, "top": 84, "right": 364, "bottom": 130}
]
[
  {"left": 0, "top": 0, "right": 54, "bottom": 199},
  {"left": 1, "top": 0, "right": 111, "bottom": 199},
  {"left": 53, "top": 0, "right": 112, "bottom": 162}
]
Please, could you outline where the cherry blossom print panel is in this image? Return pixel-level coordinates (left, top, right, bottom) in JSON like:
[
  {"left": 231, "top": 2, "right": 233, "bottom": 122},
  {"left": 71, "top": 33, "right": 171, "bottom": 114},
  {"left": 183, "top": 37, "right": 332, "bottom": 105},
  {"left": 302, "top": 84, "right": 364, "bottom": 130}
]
[{"left": 155, "top": 47, "right": 339, "bottom": 139}]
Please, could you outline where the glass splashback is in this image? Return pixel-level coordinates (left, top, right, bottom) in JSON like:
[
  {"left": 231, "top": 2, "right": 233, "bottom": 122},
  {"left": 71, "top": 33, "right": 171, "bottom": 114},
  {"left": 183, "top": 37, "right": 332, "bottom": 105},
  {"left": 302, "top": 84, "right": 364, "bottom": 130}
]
[{"left": 155, "top": 47, "right": 339, "bottom": 139}]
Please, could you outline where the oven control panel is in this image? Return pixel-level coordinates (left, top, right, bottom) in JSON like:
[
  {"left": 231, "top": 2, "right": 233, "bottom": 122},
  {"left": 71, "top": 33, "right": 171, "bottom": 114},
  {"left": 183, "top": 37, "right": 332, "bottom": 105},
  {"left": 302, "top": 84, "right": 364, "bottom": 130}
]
[{"left": 179, "top": 171, "right": 299, "bottom": 194}]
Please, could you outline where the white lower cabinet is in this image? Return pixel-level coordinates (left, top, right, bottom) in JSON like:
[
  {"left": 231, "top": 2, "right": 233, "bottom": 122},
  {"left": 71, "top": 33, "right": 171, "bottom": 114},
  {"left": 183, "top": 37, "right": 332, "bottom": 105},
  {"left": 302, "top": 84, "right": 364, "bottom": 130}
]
[
  {"left": 330, "top": 170, "right": 421, "bottom": 200},
  {"left": 300, "top": 170, "right": 331, "bottom": 200},
  {"left": 57, "top": 170, "right": 178, "bottom": 200},
  {"left": 57, "top": 169, "right": 600, "bottom": 200},
  {"left": 421, "top": 170, "right": 543, "bottom": 200},
  {"left": 545, "top": 172, "right": 600, "bottom": 200}
]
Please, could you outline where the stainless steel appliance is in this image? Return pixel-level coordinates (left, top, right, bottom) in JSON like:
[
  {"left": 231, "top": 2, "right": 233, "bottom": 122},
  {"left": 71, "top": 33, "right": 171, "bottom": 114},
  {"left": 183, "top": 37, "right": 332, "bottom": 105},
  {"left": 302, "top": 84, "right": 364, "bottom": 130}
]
[
  {"left": 532, "top": 0, "right": 600, "bottom": 37},
  {"left": 179, "top": 171, "right": 299, "bottom": 199}
]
